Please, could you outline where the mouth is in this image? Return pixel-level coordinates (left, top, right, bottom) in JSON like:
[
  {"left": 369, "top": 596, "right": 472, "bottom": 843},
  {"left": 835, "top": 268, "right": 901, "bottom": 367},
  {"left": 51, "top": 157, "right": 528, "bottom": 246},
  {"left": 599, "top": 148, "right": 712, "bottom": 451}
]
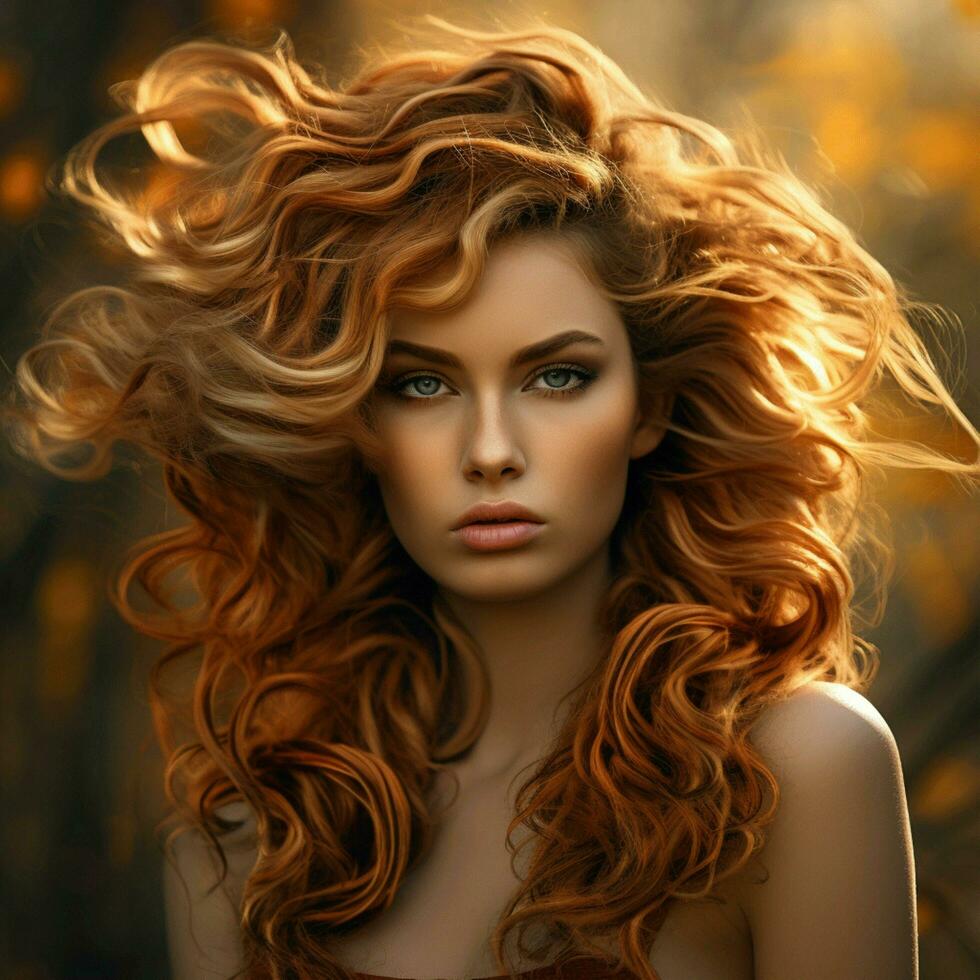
[
  {"left": 453, "top": 518, "right": 545, "bottom": 552},
  {"left": 452, "top": 500, "right": 545, "bottom": 530}
]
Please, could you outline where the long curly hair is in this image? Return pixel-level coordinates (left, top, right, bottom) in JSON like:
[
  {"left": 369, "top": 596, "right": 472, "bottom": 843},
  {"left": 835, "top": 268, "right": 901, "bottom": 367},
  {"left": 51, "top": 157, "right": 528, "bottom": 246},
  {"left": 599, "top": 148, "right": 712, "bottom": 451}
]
[{"left": 5, "top": 15, "right": 978, "bottom": 980}]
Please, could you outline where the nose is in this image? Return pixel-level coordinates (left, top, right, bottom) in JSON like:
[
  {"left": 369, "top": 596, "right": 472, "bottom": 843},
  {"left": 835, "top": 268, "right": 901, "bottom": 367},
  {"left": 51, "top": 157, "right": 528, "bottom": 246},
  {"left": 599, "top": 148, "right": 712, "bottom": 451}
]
[{"left": 461, "top": 395, "right": 526, "bottom": 483}]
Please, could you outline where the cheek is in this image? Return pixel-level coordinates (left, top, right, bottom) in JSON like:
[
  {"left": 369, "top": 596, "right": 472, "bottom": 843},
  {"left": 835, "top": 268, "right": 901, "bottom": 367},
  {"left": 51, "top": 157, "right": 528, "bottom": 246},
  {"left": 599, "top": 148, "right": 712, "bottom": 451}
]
[
  {"left": 547, "top": 394, "right": 637, "bottom": 496},
  {"left": 375, "top": 418, "right": 448, "bottom": 522}
]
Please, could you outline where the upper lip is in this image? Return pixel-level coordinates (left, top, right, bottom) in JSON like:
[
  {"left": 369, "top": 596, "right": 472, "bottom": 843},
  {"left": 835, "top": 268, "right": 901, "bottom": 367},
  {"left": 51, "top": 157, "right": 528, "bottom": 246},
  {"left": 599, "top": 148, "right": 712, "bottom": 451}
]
[{"left": 452, "top": 500, "right": 544, "bottom": 530}]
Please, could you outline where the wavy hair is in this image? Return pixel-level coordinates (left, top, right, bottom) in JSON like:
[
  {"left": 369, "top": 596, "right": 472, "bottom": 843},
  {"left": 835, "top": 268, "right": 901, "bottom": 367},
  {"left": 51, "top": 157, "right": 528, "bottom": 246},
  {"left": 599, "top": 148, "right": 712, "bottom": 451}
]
[{"left": 5, "top": 15, "right": 978, "bottom": 980}]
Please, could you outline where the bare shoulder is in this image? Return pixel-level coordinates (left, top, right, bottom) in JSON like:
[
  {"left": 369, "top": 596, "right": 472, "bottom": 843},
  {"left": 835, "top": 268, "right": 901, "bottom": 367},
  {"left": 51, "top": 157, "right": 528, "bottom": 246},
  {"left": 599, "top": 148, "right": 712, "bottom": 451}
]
[
  {"left": 163, "top": 801, "right": 260, "bottom": 980},
  {"left": 725, "top": 681, "right": 918, "bottom": 979},
  {"left": 747, "top": 679, "right": 901, "bottom": 765}
]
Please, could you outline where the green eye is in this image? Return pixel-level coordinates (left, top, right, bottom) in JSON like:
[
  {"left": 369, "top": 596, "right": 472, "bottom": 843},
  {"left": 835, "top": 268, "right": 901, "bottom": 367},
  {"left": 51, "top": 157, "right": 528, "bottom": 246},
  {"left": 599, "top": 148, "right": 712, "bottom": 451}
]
[
  {"left": 400, "top": 375, "right": 444, "bottom": 397},
  {"left": 384, "top": 372, "right": 450, "bottom": 399},
  {"left": 529, "top": 362, "right": 599, "bottom": 398},
  {"left": 386, "top": 363, "right": 598, "bottom": 402}
]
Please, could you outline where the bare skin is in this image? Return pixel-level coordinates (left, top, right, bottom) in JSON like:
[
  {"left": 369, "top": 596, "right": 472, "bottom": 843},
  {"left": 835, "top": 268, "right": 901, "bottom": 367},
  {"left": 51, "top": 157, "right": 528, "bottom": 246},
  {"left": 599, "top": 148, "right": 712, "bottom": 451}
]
[
  {"left": 163, "top": 234, "right": 918, "bottom": 979},
  {"left": 164, "top": 680, "right": 916, "bottom": 979},
  {"left": 369, "top": 232, "right": 667, "bottom": 778}
]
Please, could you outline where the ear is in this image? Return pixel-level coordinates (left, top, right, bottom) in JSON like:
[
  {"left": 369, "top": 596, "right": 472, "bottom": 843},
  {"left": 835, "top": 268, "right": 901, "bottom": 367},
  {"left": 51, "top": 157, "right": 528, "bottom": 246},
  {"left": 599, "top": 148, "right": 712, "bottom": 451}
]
[{"left": 629, "top": 390, "right": 672, "bottom": 460}]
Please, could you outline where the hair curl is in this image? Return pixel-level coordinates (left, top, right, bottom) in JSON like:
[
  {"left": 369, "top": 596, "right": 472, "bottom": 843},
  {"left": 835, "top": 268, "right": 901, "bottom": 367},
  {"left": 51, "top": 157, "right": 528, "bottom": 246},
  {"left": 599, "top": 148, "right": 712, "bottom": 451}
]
[{"left": 5, "top": 15, "right": 978, "bottom": 980}]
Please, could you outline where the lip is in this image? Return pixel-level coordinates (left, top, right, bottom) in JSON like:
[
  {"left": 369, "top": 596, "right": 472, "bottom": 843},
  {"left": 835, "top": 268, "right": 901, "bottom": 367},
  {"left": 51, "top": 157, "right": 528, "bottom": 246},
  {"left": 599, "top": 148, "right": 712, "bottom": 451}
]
[
  {"left": 452, "top": 500, "right": 544, "bottom": 530},
  {"left": 454, "top": 520, "right": 545, "bottom": 552}
]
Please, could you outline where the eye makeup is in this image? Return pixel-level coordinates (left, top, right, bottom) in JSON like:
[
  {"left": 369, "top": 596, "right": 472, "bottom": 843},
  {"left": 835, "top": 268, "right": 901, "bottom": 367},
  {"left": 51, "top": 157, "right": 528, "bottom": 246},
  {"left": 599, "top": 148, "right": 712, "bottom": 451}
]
[{"left": 382, "top": 362, "right": 599, "bottom": 402}]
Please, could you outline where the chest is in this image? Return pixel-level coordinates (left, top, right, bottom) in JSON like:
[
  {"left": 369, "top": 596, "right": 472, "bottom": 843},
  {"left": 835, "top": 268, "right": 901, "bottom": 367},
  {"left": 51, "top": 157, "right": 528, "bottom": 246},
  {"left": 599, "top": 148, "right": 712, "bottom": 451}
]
[{"left": 329, "top": 765, "right": 755, "bottom": 980}]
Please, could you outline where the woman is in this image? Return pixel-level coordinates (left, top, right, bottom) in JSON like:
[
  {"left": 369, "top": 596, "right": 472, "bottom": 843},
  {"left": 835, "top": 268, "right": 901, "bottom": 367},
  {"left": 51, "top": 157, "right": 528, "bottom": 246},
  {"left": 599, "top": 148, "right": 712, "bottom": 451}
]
[{"left": 6, "top": 15, "right": 974, "bottom": 980}]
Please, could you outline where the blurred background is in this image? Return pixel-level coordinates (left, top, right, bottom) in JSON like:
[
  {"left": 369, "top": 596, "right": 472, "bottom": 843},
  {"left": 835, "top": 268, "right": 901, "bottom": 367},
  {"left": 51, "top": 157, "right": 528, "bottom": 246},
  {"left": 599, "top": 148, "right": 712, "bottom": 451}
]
[{"left": 0, "top": 0, "right": 977, "bottom": 977}]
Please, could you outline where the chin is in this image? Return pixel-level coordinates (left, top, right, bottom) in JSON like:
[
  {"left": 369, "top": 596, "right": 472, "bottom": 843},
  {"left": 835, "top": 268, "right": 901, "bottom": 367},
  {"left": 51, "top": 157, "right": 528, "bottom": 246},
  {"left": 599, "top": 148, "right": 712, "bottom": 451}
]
[
  {"left": 446, "top": 580, "right": 552, "bottom": 604},
  {"left": 434, "top": 556, "right": 581, "bottom": 605}
]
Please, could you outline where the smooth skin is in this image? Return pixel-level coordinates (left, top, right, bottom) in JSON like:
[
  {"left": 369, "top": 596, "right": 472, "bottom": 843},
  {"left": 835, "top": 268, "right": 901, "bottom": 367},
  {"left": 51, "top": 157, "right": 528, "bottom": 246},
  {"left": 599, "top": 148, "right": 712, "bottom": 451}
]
[
  {"left": 369, "top": 232, "right": 668, "bottom": 776},
  {"left": 164, "top": 234, "right": 918, "bottom": 978}
]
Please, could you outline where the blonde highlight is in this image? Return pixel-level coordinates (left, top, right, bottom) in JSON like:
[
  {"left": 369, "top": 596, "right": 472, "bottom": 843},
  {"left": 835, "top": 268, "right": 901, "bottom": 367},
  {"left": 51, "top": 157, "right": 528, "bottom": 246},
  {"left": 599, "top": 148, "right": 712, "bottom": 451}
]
[{"left": 4, "top": 14, "right": 977, "bottom": 980}]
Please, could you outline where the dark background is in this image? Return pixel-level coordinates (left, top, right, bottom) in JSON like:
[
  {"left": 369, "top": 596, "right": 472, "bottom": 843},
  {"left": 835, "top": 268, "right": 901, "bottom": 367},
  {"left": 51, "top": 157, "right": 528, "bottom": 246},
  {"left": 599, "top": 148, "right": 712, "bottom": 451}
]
[{"left": 1, "top": 1, "right": 977, "bottom": 977}]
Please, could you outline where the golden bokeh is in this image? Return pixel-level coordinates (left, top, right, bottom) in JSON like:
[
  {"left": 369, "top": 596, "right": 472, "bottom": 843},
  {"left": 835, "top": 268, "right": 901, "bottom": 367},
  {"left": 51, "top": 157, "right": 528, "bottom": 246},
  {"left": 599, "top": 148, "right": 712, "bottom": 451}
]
[
  {"left": 951, "top": 0, "right": 980, "bottom": 19},
  {"left": 812, "top": 98, "right": 884, "bottom": 185},
  {"left": 34, "top": 557, "right": 100, "bottom": 721},
  {"left": 899, "top": 109, "right": 979, "bottom": 192},
  {"left": 901, "top": 535, "right": 972, "bottom": 646},
  {"left": 207, "top": 0, "right": 298, "bottom": 29},
  {"left": 745, "top": 5, "right": 908, "bottom": 109},
  {"left": 0, "top": 146, "right": 47, "bottom": 222},
  {"left": 916, "top": 894, "right": 938, "bottom": 934},
  {"left": 912, "top": 755, "right": 980, "bottom": 821}
]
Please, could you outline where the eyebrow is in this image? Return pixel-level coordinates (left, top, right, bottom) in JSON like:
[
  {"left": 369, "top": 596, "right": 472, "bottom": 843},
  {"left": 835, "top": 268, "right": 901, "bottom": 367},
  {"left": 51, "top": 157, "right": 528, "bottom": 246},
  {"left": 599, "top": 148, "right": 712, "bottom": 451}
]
[{"left": 384, "top": 329, "right": 606, "bottom": 370}]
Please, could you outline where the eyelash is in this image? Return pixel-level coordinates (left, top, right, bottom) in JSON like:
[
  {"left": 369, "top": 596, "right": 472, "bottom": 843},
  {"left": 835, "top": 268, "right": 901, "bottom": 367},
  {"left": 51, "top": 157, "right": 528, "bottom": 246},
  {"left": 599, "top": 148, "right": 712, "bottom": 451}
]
[{"left": 384, "top": 362, "right": 598, "bottom": 402}]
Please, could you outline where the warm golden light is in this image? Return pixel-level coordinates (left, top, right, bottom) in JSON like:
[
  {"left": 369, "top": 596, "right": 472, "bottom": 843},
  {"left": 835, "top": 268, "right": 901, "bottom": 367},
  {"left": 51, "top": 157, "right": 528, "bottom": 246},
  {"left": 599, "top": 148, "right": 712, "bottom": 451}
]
[
  {"left": 912, "top": 755, "right": 980, "bottom": 821},
  {"left": 207, "top": 0, "right": 297, "bottom": 28},
  {"left": 900, "top": 109, "right": 978, "bottom": 191},
  {"left": 916, "top": 894, "right": 938, "bottom": 934},
  {"left": 951, "top": 0, "right": 980, "bottom": 20},
  {"left": 34, "top": 557, "right": 100, "bottom": 720},
  {"left": 0, "top": 148, "right": 46, "bottom": 222}
]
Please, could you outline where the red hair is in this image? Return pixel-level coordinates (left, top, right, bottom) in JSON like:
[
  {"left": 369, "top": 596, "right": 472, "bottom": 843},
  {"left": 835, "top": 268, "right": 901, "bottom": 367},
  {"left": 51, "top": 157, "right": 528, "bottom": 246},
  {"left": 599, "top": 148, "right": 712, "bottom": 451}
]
[{"left": 5, "top": 15, "right": 977, "bottom": 979}]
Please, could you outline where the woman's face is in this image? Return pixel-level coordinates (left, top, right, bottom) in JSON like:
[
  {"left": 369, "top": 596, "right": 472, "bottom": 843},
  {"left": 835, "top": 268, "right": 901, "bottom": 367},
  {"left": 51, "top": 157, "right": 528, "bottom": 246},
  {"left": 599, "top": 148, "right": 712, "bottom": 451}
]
[{"left": 369, "top": 233, "right": 665, "bottom": 603}]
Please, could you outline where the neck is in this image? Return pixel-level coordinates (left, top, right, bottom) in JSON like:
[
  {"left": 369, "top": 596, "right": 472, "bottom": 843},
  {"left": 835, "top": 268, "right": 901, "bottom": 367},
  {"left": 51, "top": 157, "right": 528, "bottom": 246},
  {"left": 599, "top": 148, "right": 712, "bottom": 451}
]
[{"left": 436, "top": 546, "right": 613, "bottom": 779}]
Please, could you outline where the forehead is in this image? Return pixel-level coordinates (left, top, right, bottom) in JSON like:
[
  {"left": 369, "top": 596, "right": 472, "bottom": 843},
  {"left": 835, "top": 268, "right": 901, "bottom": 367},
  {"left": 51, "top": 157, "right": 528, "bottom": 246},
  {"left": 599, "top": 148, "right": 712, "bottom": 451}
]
[{"left": 386, "top": 234, "right": 624, "bottom": 348}]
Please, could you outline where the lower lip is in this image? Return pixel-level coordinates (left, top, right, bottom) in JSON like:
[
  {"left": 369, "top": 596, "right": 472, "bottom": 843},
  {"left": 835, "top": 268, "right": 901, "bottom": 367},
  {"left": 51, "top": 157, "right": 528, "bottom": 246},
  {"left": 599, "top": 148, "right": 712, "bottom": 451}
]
[{"left": 454, "top": 521, "right": 545, "bottom": 552}]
